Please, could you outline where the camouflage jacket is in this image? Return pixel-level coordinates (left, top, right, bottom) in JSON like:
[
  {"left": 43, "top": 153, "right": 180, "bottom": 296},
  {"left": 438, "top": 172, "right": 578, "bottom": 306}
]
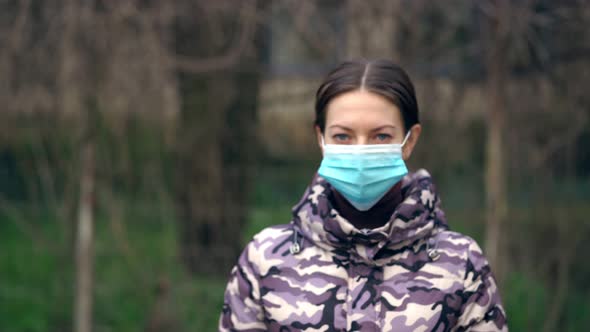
[{"left": 220, "top": 169, "right": 508, "bottom": 331}]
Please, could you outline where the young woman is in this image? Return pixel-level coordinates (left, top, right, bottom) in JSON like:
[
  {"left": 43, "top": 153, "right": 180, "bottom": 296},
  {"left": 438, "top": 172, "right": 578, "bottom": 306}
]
[{"left": 219, "top": 59, "right": 508, "bottom": 331}]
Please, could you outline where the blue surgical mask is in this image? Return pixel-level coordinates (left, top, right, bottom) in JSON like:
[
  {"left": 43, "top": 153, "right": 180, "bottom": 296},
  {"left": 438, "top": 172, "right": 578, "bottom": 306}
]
[{"left": 318, "top": 132, "right": 410, "bottom": 211}]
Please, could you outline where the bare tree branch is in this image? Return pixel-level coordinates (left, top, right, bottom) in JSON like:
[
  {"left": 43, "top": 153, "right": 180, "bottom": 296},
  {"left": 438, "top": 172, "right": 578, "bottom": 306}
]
[
  {"left": 288, "top": 0, "right": 337, "bottom": 59},
  {"left": 7, "top": 0, "right": 31, "bottom": 52},
  {"left": 171, "top": 1, "right": 258, "bottom": 74},
  {"left": 531, "top": 109, "right": 589, "bottom": 167}
]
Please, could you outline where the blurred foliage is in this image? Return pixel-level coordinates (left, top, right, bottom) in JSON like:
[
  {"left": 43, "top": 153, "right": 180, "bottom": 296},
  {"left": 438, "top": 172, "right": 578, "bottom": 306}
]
[{"left": 1, "top": 1, "right": 589, "bottom": 331}]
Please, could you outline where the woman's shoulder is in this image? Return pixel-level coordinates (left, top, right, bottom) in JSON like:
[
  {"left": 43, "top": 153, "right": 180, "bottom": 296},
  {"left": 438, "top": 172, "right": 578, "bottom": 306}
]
[
  {"left": 434, "top": 230, "right": 491, "bottom": 272},
  {"left": 237, "top": 224, "right": 295, "bottom": 271},
  {"left": 241, "top": 223, "right": 294, "bottom": 253},
  {"left": 249, "top": 223, "right": 293, "bottom": 247}
]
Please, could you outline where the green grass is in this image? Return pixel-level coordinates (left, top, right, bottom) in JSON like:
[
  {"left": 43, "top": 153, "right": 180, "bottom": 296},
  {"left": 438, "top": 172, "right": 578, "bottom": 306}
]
[
  {"left": 0, "top": 219, "right": 71, "bottom": 332},
  {"left": 0, "top": 199, "right": 285, "bottom": 332},
  {"left": 0, "top": 203, "right": 228, "bottom": 332},
  {"left": 504, "top": 271, "right": 548, "bottom": 331}
]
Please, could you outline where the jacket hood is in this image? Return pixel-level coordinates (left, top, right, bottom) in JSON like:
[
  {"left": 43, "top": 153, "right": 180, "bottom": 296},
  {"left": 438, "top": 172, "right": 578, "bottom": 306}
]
[{"left": 291, "top": 169, "right": 449, "bottom": 264}]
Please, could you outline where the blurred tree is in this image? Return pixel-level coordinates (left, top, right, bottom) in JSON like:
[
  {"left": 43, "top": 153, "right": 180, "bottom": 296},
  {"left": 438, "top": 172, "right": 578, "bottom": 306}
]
[
  {"left": 172, "top": 0, "right": 265, "bottom": 276},
  {"left": 58, "top": 1, "right": 97, "bottom": 331},
  {"left": 482, "top": 0, "right": 510, "bottom": 284}
]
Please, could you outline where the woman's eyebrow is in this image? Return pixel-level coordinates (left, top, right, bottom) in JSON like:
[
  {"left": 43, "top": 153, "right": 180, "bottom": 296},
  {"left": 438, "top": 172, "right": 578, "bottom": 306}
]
[
  {"left": 328, "top": 124, "right": 353, "bottom": 131},
  {"left": 370, "top": 125, "right": 396, "bottom": 132}
]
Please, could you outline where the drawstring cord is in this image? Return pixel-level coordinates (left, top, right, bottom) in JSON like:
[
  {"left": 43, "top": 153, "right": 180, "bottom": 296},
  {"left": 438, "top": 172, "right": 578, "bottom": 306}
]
[
  {"left": 427, "top": 236, "right": 440, "bottom": 261},
  {"left": 290, "top": 229, "right": 301, "bottom": 255}
]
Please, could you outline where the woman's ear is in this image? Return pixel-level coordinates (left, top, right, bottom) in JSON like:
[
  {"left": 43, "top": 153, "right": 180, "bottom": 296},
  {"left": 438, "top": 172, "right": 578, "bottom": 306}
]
[
  {"left": 402, "top": 124, "right": 422, "bottom": 160},
  {"left": 315, "top": 125, "right": 324, "bottom": 154}
]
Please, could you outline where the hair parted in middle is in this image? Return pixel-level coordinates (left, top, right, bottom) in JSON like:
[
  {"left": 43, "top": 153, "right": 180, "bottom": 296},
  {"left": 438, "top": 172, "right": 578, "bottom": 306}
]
[{"left": 315, "top": 59, "right": 419, "bottom": 134}]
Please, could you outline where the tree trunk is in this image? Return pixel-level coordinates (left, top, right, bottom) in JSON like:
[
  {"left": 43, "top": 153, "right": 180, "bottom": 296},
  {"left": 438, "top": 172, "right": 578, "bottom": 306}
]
[
  {"left": 74, "top": 138, "right": 95, "bottom": 332},
  {"left": 171, "top": 0, "right": 265, "bottom": 277},
  {"left": 175, "top": 67, "right": 260, "bottom": 276},
  {"left": 483, "top": 0, "right": 509, "bottom": 284},
  {"left": 59, "top": 0, "right": 96, "bottom": 330}
]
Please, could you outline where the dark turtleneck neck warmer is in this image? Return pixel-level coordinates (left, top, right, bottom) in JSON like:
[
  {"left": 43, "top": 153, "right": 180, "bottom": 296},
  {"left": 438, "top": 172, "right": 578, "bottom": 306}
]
[
  {"left": 291, "top": 170, "right": 449, "bottom": 263},
  {"left": 329, "top": 181, "right": 404, "bottom": 230}
]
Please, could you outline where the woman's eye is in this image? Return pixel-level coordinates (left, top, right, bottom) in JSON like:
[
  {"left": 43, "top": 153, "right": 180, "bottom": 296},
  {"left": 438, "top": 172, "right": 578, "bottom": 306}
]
[
  {"left": 333, "top": 134, "right": 349, "bottom": 142},
  {"left": 375, "top": 133, "right": 392, "bottom": 141}
]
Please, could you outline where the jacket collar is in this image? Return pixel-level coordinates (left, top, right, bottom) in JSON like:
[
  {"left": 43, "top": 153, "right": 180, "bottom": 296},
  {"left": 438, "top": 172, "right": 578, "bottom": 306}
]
[{"left": 291, "top": 169, "right": 448, "bottom": 263}]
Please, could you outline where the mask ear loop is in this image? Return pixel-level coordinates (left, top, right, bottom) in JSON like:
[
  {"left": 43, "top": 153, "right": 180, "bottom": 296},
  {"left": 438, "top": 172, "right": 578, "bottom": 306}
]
[{"left": 400, "top": 130, "right": 412, "bottom": 147}]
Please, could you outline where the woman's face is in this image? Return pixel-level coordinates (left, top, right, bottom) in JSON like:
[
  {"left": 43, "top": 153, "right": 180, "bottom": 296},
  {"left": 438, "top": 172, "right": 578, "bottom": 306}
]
[{"left": 316, "top": 90, "right": 421, "bottom": 161}]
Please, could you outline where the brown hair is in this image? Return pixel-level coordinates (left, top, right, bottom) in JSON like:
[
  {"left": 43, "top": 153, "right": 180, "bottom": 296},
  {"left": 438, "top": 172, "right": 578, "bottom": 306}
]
[{"left": 315, "top": 59, "right": 419, "bottom": 134}]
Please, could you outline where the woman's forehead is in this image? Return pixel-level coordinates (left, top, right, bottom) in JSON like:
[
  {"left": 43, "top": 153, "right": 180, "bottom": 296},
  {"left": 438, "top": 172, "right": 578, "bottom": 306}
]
[
  {"left": 325, "top": 91, "right": 403, "bottom": 128},
  {"left": 328, "top": 90, "right": 393, "bottom": 108}
]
